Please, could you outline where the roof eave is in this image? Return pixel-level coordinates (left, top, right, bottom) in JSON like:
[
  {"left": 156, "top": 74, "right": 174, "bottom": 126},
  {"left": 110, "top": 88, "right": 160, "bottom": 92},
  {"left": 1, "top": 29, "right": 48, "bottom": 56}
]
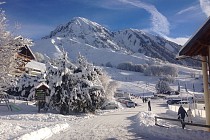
[{"left": 176, "top": 16, "right": 210, "bottom": 59}]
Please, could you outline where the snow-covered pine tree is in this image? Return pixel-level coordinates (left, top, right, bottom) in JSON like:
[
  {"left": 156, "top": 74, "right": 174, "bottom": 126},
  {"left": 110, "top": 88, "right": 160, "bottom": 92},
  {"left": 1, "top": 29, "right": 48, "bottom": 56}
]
[
  {"left": 43, "top": 51, "right": 105, "bottom": 114},
  {"left": 49, "top": 50, "right": 77, "bottom": 114},
  {"left": 73, "top": 53, "right": 105, "bottom": 112},
  {"left": 0, "top": 9, "right": 33, "bottom": 92}
]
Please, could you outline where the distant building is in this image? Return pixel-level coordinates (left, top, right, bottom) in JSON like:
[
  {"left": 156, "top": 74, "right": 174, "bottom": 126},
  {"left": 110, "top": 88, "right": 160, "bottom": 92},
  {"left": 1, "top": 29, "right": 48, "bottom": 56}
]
[
  {"left": 124, "top": 92, "right": 131, "bottom": 99},
  {"left": 114, "top": 89, "right": 124, "bottom": 97}
]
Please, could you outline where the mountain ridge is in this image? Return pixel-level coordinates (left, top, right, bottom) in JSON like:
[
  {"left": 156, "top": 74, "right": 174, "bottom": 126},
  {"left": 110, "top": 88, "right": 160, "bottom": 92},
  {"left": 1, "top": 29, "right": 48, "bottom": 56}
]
[{"left": 33, "top": 17, "right": 199, "bottom": 67}]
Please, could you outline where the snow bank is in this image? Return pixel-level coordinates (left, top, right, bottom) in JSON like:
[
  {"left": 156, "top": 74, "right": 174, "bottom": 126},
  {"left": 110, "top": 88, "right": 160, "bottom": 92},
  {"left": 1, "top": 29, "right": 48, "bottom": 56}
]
[
  {"left": 135, "top": 111, "right": 210, "bottom": 140},
  {"left": 0, "top": 99, "right": 96, "bottom": 140},
  {"left": 17, "top": 123, "right": 69, "bottom": 140}
]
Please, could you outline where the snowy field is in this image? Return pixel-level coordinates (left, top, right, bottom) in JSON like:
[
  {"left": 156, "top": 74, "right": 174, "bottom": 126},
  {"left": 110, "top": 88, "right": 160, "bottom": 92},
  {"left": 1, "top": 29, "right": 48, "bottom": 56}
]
[{"left": 1, "top": 66, "right": 210, "bottom": 140}]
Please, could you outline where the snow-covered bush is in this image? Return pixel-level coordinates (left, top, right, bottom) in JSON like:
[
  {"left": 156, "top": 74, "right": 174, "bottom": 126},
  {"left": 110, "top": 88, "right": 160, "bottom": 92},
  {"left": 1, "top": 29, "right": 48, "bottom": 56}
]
[
  {"left": 104, "top": 81, "right": 119, "bottom": 100},
  {"left": 132, "top": 64, "right": 145, "bottom": 73},
  {"left": 99, "top": 71, "right": 111, "bottom": 93},
  {"left": 155, "top": 80, "right": 171, "bottom": 94},
  {"left": 144, "top": 65, "right": 161, "bottom": 76},
  {"left": 162, "top": 65, "right": 178, "bottom": 77},
  {"left": 144, "top": 65, "right": 178, "bottom": 77},
  {"left": 117, "top": 62, "right": 145, "bottom": 73},
  {"left": 117, "top": 62, "right": 133, "bottom": 71},
  {"left": 159, "top": 76, "right": 175, "bottom": 84},
  {"left": 105, "top": 62, "right": 113, "bottom": 68}
]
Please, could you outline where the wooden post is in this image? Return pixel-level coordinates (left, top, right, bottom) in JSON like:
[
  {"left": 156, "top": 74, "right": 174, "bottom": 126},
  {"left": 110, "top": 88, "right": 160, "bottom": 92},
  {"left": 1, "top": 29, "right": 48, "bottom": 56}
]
[
  {"left": 38, "top": 101, "right": 41, "bottom": 113},
  {"left": 154, "top": 116, "right": 157, "bottom": 126},
  {"left": 202, "top": 56, "right": 210, "bottom": 131}
]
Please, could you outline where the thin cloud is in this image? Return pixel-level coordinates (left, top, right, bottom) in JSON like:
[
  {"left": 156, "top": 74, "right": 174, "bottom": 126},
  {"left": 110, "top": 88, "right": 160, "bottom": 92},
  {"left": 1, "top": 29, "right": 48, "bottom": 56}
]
[
  {"left": 0, "top": 2, "right": 5, "bottom": 5},
  {"left": 177, "top": 6, "right": 198, "bottom": 15},
  {"left": 94, "top": 0, "right": 131, "bottom": 10},
  {"left": 199, "top": 0, "right": 210, "bottom": 17},
  {"left": 166, "top": 36, "right": 189, "bottom": 45},
  {"left": 118, "top": 0, "right": 170, "bottom": 35}
]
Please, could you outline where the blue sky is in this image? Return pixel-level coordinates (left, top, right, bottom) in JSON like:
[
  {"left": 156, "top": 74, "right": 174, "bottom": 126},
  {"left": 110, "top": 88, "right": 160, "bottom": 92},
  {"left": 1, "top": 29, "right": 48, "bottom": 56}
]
[{"left": 1, "top": 0, "right": 210, "bottom": 45}]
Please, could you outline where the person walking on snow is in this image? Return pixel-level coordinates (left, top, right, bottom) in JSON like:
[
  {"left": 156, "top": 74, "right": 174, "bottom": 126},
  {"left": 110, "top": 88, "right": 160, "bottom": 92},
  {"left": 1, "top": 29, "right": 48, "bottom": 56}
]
[
  {"left": 187, "top": 108, "right": 193, "bottom": 123},
  {"left": 142, "top": 97, "right": 144, "bottom": 103},
  {"left": 178, "top": 105, "right": 188, "bottom": 122},
  {"left": 148, "top": 99, "right": 151, "bottom": 111}
]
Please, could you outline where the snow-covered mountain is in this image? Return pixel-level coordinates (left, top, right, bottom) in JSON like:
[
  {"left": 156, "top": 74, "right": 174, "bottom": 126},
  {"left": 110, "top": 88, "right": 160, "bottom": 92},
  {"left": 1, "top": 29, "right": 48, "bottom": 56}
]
[
  {"left": 43, "top": 17, "right": 126, "bottom": 53},
  {"left": 33, "top": 17, "right": 198, "bottom": 67},
  {"left": 113, "top": 29, "right": 181, "bottom": 64}
]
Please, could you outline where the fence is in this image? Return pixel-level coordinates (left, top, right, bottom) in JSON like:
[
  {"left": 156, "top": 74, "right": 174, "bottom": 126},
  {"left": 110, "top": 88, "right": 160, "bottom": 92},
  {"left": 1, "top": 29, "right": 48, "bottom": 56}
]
[
  {"left": 168, "top": 104, "right": 206, "bottom": 118},
  {"left": 0, "top": 92, "right": 12, "bottom": 111},
  {"left": 155, "top": 116, "right": 210, "bottom": 129}
]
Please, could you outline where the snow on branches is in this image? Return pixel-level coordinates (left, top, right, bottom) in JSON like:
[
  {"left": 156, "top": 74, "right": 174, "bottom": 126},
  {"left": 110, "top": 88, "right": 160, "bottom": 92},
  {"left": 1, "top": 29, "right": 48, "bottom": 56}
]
[
  {"left": 15, "top": 51, "right": 106, "bottom": 114},
  {"left": 155, "top": 80, "right": 171, "bottom": 94},
  {"left": 0, "top": 9, "right": 33, "bottom": 91}
]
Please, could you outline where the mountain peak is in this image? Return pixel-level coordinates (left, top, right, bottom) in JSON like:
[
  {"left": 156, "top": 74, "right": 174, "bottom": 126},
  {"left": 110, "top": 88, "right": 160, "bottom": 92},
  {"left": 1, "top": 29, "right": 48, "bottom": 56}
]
[
  {"left": 72, "top": 17, "right": 98, "bottom": 26},
  {"left": 43, "top": 17, "right": 108, "bottom": 39}
]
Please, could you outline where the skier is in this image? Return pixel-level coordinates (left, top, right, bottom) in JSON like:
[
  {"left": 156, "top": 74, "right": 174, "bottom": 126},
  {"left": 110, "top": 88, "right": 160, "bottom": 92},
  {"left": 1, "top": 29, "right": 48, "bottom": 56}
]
[
  {"left": 148, "top": 99, "right": 151, "bottom": 111},
  {"left": 187, "top": 108, "right": 193, "bottom": 123},
  {"left": 178, "top": 105, "right": 188, "bottom": 122}
]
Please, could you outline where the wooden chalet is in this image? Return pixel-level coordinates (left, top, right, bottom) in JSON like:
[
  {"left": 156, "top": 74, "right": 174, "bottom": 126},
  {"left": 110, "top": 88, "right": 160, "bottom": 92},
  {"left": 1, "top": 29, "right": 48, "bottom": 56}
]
[
  {"left": 177, "top": 16, "right": 210, "bottom": 131},
  {"left": 15, "top": 45, "right": 36, "bottom": 75}
]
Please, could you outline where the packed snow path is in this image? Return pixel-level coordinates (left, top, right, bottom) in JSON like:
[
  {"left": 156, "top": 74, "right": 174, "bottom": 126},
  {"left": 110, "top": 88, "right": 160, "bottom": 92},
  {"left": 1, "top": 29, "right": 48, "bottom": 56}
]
[
  {"left": 49, "top": 106, "right": 153, "bottom": 140},
  {"left": 48, "top": 99, "right": 206, "bottom": 140}
]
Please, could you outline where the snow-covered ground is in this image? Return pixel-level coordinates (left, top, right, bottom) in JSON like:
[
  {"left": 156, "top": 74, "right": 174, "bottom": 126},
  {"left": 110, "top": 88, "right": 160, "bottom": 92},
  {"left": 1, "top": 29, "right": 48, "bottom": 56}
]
[
  {"left": 0, "top": 100, "right": 94, "bottom": 140},
  {"left": 1, "top": 98, "right": 209, "bottom": 140},
  {"left": 1, "top": 66, "right": 209, "bottom": 140}
]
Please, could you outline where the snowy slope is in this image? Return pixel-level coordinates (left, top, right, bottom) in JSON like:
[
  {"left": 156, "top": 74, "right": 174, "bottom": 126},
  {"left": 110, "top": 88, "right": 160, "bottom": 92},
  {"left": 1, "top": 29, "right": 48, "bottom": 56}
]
[
  {"left": 34, "top": 37, "right": 152, "bottom": 66},
  {"left": 113, "top": 29, "right": 182, "bottom": 64},
  {"left": 32, "top": 17, "right": 199, "bottom": 67}
]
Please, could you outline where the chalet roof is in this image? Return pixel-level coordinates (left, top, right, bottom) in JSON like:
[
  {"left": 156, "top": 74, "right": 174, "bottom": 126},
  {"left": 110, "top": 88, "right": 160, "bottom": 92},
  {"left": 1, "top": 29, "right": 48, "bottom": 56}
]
[
  {"left": 19, "top": 45, "right": 36, "bottom": 60},
  {"left": 35, "top": 82, "right": 49, "bottom": 89},
  {"left": 177, "top": 17, "right": 210, "bottom": 59}
]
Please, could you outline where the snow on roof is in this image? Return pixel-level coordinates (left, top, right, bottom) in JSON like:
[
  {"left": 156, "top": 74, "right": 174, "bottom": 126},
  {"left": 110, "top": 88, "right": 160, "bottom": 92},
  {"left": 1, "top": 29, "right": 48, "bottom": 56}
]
[
  {"left": 25, "top": 60, "right": 46, "bottom": 72},
  {"left": 25, "top": 45, "right": 36, "bottom": 60},
  {"left": 35, "top": 82, "right": 49, "bottom": 89}
]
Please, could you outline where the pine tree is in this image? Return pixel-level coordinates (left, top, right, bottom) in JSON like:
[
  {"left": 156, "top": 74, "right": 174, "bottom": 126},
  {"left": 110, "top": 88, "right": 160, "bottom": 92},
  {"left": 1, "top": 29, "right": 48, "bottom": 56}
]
[{"left": 46, "top": 52, "right": 106, "bottom": 114}]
